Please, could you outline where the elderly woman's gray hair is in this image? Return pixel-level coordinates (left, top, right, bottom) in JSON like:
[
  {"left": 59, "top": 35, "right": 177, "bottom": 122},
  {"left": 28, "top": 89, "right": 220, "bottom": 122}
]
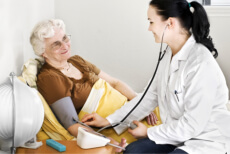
[{"left": 30, "top": 19, "right": 66, "bottom": 62}]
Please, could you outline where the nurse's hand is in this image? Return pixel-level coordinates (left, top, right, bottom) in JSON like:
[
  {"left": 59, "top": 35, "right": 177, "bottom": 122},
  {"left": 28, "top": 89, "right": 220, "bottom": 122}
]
[
  {"left": 128, "top": 120, "right": 148, "bottom": 139},
  {"left": 81, "top": 113, "right": 110, "bottom": 127}
]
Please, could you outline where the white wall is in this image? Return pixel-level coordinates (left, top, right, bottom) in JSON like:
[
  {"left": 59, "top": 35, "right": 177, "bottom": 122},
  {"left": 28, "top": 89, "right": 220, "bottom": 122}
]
[
  {"left": 205, "top": 6, "right": 230, "bottom": 97},
  {"left": 55, "top": 0, "right": 230, "bottom": 97},
  {"left": 0, "top": 0, "right": 55, "bottom": 84}
]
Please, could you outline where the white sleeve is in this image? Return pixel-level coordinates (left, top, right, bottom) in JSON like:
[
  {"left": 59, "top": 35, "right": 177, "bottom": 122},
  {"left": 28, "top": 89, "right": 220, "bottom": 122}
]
[
  {"left": 106, "top": 79, "right": 158, "bottom": 135},
  {"left": 147, "top": 60, "right": 228, "bottom": 145}
]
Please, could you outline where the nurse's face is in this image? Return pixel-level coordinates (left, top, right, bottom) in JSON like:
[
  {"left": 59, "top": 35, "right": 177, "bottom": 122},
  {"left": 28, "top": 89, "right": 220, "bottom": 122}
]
[
  {"left": 43, "top": 27, "right": 71, "bottom": 63},
  {"left": 147, "top": 6, "right": 168, "bottom": 43}
]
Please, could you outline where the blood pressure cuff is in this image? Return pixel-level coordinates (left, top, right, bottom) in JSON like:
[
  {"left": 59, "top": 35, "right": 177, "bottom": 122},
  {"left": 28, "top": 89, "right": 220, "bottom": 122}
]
[{"left": 50, "top": 97, "right": 78, "bottom": 129}]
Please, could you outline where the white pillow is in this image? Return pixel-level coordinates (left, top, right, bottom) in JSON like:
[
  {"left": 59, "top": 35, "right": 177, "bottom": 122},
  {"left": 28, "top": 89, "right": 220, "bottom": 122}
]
[{"left": 22, "top": 58, "right": 42, "bottom": 88}]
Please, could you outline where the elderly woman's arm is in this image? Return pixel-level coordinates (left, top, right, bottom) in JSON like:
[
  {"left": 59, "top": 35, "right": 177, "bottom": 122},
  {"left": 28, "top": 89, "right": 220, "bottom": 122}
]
[
  {"left": 98, "top": 70, "right": 158, "bottom": 126},
  {"left": 98, "top": 71, "right": 137, "bottom": 100}
]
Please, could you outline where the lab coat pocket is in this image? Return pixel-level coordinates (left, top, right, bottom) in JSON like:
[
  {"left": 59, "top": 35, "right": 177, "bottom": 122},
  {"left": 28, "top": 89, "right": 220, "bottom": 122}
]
[
  {"left": 169, "top": 85, "right": 183, "bottom": 103},
  {"left": 169, "top": 74, "right": 184, "bottom": 104},
  {"left": 172, "top": 90, "right": 184, "bottom": 118},
  {"left": 174, "top": 90, "right": 182, "bottom": 102}
]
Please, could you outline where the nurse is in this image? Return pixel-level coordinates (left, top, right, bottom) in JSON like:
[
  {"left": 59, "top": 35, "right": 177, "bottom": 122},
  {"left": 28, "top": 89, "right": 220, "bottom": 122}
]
[{"left": 82, "top": 0, "right": 230, "bottom": 153}]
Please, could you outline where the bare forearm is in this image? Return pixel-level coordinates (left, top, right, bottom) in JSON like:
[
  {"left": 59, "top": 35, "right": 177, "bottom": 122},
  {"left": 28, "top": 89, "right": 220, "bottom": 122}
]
[
  {"left": 97, "top": 71, "right": 137, "bottom": 100},
  {"left": 67, "top": 123, "right": 92, "bottom": 137},
  {"left": 113, "top": 80, "right": 137, "bottom": 100}
]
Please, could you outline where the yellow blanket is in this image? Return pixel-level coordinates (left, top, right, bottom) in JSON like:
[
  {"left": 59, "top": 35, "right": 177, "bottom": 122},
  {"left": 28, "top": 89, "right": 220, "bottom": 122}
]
[
  {"left": 20, "top": 59, "right": 161, "bottom": 142},
  {"left": 27, "top": 77, "right": 161, "bottom": 143},
  {"left": 78, "top": 78, "right": 161, "bottom": 143}
]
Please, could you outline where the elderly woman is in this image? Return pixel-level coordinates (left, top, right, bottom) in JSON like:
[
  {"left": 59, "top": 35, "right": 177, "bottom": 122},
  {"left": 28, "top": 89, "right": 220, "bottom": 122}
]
[
  {"left": 29, "top": 19, "right": 138, "bottom": 137},
  {"left": 30, "top": 19, "right": 158, "bottom": 139}
]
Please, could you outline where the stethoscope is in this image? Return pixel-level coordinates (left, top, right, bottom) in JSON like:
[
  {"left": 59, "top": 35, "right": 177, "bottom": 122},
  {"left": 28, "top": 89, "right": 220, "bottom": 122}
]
[
  {"left": 111, "top": 25, "right": 169, "bottom": 130},
  {"left": 73, "top": 24, "right": 169, "bottom": 132}
]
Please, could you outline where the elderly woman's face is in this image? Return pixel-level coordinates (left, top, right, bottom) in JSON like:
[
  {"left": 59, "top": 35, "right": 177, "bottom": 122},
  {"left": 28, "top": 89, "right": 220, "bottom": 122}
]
[{"left": 42, "top": 27, "right": 71, "bottom": 63}]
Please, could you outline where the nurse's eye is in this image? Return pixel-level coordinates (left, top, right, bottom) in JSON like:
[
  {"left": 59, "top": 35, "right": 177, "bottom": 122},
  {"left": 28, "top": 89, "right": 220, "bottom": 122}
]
[{"left": 149, "top": 22, "right": 153, "bottom": 24}]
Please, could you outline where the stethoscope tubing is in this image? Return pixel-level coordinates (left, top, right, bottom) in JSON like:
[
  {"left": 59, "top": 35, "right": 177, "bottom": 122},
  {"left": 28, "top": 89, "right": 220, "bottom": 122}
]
[
  {"left": 74, "top": 25, "right": 169, "bottom": 131},
  {"left": 113, "top": 25, "right": 169, "bottom": 127}
]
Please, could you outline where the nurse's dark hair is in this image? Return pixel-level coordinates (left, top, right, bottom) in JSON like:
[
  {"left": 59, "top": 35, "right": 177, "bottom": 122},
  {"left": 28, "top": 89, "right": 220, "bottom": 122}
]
[{"left": 149, "top": 0, "right": 218, "bottom": 58}]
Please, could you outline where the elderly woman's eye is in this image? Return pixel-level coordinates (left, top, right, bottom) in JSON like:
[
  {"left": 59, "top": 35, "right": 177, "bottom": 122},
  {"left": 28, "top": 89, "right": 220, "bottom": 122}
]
[
  {"left": 52, "top": 42, "right": 62, "bottom": 49},
  {"left": 63, "top": 35, "right": 70, "bottom": 42}
]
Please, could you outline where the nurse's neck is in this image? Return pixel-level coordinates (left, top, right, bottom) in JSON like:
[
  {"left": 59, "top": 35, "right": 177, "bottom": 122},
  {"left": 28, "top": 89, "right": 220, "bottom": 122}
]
[{"left": 169, "top": 34, "right": 190, "bottom": 57}]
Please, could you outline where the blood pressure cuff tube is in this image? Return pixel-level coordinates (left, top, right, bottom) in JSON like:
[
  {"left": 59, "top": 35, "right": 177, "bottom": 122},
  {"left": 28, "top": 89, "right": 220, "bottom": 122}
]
[{"left": 50, "top": 96, "right": 79, "bottom": 129}]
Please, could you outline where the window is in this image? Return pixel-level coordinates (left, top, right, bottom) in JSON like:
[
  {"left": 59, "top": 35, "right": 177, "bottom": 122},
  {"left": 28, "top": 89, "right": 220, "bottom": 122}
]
[
  {"left": 211, "top": 0, "right": 230, "bottom": 5},
  {"left": 188, "top": 0, "right": 230, "bottom": 5}
]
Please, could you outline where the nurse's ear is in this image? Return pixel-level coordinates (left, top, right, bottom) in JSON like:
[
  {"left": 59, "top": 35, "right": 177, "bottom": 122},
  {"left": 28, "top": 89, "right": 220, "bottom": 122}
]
[{"left": 167, "top": 17, "right": 176, "bottom": 29}]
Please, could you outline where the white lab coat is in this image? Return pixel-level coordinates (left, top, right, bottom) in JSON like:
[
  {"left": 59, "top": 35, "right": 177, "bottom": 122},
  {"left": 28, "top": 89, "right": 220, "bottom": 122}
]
[{"left": 107, "top": 35, "right": 230, "bottom": 154}]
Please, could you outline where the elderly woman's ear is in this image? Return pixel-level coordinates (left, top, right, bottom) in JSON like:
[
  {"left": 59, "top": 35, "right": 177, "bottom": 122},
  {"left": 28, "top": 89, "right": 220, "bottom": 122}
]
[{"left": 42, "top": 52, "right": 46, "bottom": 59}]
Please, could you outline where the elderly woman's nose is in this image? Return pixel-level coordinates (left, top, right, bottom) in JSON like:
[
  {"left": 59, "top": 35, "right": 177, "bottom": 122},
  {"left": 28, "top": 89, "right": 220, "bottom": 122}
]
[{"left": 62, "top": 42, "right": 69, "bottom": 49}]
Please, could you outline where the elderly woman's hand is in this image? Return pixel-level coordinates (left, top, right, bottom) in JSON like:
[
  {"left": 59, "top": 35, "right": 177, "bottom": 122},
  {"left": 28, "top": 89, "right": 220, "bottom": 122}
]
[{"left": 146, "top": 112, "right": 158, "bottom": 126}]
